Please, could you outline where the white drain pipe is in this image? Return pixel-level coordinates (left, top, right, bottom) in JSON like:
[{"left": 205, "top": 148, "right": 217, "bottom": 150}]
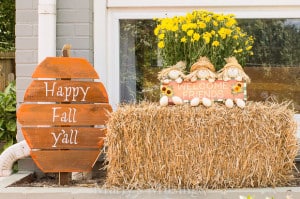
[
  {"left": 0, "top": 0, "right": 57, "bottom": 177},
  {"left": 0, "top": 140, "right": 30, "bottom": 176},
  {"left": 38, "top": 0, "right": 57, "bottom": 62}
]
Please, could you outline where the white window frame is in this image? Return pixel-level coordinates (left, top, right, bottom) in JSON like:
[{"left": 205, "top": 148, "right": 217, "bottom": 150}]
[{"left": 94, "top": 0, "right": 300, "bottom": 134}]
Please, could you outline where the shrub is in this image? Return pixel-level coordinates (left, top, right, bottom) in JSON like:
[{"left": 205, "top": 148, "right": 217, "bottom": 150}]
[{"left": 0, "top": 82, "right": 17, "bottom": 153}]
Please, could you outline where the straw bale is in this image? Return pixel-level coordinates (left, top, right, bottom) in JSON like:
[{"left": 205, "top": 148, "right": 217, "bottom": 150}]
[{"left": 105, "top": 101, "right": 298, "bottom": 189}]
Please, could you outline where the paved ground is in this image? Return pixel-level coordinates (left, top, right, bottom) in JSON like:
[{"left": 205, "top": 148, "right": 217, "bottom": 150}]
[{"left": 1, "top": 171, "right": 300, "bottom": 199}]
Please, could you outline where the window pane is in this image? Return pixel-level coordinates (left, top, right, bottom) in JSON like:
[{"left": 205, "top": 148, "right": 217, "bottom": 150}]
[
  {"left": 120, "top": 19, "right": 159, "bottom": 103},
  {"left": 119, "top": 19, "right": 300, "bottom": 112},
  {"left": 240, "top": 19, "right": 300, "bottom": 113}
]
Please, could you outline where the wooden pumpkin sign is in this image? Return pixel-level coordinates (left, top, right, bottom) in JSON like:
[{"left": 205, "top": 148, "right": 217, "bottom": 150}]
[{"left": 17, "top": 57, "right": 112, "bottom": 173}]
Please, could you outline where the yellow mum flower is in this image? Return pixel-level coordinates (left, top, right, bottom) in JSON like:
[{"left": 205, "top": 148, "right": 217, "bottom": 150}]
[
  {"left": 218, "top": 28, "right": 232, "bottom": 40},
  {"left": 186, "top": 13, "right": 193, "bottom": 21},
  {"left": 180, "top": 37, "right": 187, "bottom": 43},
  {"left": 187, "top": 29, "right": 194, "bottom": 37},
  {"left": 198, "top": 21, "right": 207, "bottom": 29},
  {"left": 188, "top": 23, "right": 197, "bottom": 29},
  {"left": 158, "top": 33, "right": 165, "bottom": 39},
  {"left": 203, "top": 37, "right": 210, "bottom": 44},
  {"left": 193, "top": 33, "right": 200, "bottom": 41},
  {"left": 234, "top": 48, "right": 243, "bottom": 53},
  {"left": 246, "top": 46, "right": 253, "bottom": 51},
  {"left": 225, "top": 18, "right": 236, "bottom": 28},
  {"left": 204, "top": 16, "right": 212, "bottom": 23},
  {"left": 171, "top": 25, "right": 178, "bottom": 32},
  {"left": 158, "top": 41, "right": 165, "bottom": 49},
  {"left": 154, "top": 26, "right": 160, "bottom": 36},
  {"left": 179, "top": 16, "right": 185, "bottom": 23},
  {"left": 213, "top": 21, "right": 218, "bottom": 27},
  {"left": 182, "top": 24, "right": 188, "bottom": 32},
  {"left": 212, "top": 41, "right": 220, "bottom": 47},
  {"left": 217, "top": 15, "right": 225, "bottom": 21},
  {"left": 202, "top": 32, "right": 212, "bottom": 44}
]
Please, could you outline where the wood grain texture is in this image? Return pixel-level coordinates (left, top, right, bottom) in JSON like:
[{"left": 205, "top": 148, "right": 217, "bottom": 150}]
[
  {"left": 22, "top": 127, "right": 106, "bottom": 149},
  {"left": 31, "top": 150, "right": 101, "bottom": 172},
  {"left": 17, "top": 103, "right": 112, "bottom": 126},
  {"left": 32, "top": 57, "right": 99, "bottom": 79},
  {"left": 24, "top": 80, "right": 109, "bottom": 103}
]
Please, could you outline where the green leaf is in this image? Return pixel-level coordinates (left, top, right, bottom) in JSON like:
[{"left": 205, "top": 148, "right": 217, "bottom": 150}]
[
  {"left": 3, "top": 139, "right": 13, "bottom": 150},
  {"left": 0, "top": 131, "right": 5, "bottom": 139},
  {"left": 6, "top": 120, "right": 16, "bottom": 132},
  {"left": 0, "top": 118, "right": 4, "bottom": 127},
  {"left": 5, "top": 105, "right": 16, "bottom": 112}
]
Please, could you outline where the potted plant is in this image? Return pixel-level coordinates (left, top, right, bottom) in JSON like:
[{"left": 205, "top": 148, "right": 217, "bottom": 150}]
[
  {"left": 0, "top": 82, "right": 17, "bottom": 154},
  {"left": 154, "top": 10, "right": 254, "bottom": 71}
]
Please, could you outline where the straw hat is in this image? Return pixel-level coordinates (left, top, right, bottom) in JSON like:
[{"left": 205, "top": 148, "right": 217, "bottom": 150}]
[
  {"left": 190, "top": 57, "right": 215, "bottom": 72},
  {"left": 222, "top": 57, "right": 243, "bottom": 71},
  {"left": 157, "top": 61, "right": 186, "bottom": 80}
]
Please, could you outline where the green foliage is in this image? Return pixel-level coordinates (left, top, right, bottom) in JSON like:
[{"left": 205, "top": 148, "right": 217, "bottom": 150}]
[
  {"left": 0, "top": 82, "right": 17, "bottom": 153},
  {"left": 0, "top": 0, "right": 15, "bottom": 51},
  {"left": 239, "top": 19, "right": 300, "bottom": 67}
]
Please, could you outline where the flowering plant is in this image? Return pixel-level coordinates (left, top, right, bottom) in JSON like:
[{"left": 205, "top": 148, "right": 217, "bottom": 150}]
[{"left": 154, "top": 10, "right": 254, "bottom": 71}]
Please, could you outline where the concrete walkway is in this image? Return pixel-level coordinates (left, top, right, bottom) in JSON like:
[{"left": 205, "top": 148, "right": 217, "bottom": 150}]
[{"left": 1, "top": 172, "right": 300, "bottom": 199}]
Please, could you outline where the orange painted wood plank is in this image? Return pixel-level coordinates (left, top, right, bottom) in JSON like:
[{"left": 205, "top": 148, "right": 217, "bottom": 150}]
[
  {"left": 17, "top": 104, "right": 112, "bottom": 126},
  {"left": 22, "top": 127, "right": 106, "bottom": 149},
  {"left": 31, "top": 150, "right": 101, "bottom": 172},
  {"left": 24, "top": 80, "right": 109, "bottom": 103},
  {"left": 32, "top": 57, "right": 99, "bottom": 79}
]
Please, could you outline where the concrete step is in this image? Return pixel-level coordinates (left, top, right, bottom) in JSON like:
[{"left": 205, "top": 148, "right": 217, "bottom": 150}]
[{"left": 1, "top": 171, "right": 300, "bottom": 199}]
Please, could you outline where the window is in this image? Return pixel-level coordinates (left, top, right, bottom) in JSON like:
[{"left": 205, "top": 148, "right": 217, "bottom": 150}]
[
  {"left": 118, "top": 19, "right": 299, "bottom": 113},
  {"left": 94, "top": 1, "right": 300, "bottom": 119}
]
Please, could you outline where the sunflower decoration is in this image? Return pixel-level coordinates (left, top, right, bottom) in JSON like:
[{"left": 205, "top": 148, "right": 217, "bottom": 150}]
[
  {"left": 160, "top": 85, "right": 173, "bottom": 97},
  {"left": 159, "top": 85, "right": 184, "bottom": 106},
  {"left": 231, "top": 82, "right": 243, "bottom": 94}
]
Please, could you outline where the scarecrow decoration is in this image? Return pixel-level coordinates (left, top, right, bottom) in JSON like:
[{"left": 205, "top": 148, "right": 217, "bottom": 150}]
[{"left": 159, "top": 56, "right": 250, "bottom": 108}]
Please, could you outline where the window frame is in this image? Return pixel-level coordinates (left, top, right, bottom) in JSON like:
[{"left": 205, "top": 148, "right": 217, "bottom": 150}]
[{"left": 93, "top": 0, "right": 300, "bottom": 135}]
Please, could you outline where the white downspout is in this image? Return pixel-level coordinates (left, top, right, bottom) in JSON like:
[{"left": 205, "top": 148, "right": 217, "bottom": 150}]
[
  {"left": 38, "top": 0, "right": 57, "bottom": 62},
  {"left": 0, "top": 0, "right": 57, "bottom": 177},
  {"left": 0, "top": 141, "right": 30, "bottom": 176}
]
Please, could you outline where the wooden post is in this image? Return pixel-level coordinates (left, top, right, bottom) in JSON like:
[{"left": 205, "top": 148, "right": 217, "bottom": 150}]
[
  {"left": 59, "top": 44, "right": 73, "bottom": 186},
  {"left": 59, "top": 172, "right": 71, "bottom": 186}
]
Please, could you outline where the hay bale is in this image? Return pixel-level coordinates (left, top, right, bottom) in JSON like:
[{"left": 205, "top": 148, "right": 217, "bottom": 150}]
[{"left": 105, "top": 101, "right": 298, "bottom": 189}]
